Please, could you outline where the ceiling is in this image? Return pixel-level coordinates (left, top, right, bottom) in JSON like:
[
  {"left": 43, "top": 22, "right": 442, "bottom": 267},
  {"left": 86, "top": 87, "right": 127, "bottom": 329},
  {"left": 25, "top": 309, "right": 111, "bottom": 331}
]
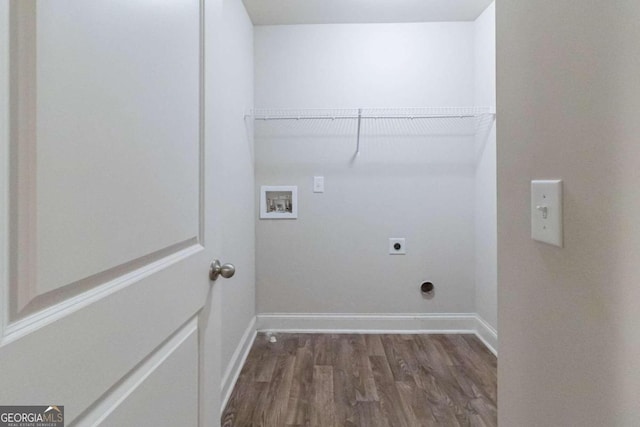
[{"left": 242, "top": 0, "right": 494, "bottom": 25}]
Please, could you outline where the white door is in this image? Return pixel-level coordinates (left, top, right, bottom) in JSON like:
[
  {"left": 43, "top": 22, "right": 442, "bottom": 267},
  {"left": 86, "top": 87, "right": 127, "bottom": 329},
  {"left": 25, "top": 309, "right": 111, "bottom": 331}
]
[{"left": 0, "top": 1, "right": 227, "bottom": 425}]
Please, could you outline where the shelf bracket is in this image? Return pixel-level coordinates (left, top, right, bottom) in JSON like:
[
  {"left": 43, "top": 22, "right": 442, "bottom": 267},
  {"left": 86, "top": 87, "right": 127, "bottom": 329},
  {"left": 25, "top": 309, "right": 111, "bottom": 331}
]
[{"left": 355, "top": 108, "right": 362, "bottom": 156}]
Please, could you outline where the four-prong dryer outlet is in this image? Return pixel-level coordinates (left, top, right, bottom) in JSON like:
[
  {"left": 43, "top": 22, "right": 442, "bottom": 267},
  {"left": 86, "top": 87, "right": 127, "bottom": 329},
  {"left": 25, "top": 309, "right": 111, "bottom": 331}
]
[{"left": 389, "top": 238, "right": 406, "bottom": 255}]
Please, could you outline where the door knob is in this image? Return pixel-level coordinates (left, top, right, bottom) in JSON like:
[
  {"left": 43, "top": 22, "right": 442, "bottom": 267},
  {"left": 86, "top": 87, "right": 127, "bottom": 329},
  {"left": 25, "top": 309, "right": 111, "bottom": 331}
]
[{"left": 209, "top": 259, "right": 236, "bottom": 281}]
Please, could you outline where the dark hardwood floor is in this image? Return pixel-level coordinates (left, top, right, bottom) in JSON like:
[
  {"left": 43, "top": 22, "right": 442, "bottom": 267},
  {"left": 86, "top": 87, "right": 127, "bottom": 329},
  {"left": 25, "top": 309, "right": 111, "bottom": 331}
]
[{"left": 222, "top": 333, "right": 497, "bottom": 427}]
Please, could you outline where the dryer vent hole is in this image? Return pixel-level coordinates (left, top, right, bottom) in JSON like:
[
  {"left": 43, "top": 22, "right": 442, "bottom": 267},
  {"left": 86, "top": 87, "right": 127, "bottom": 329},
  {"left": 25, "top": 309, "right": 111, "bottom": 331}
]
[{"left": 421, "top": 282, "right": 435, "bottom": 294}]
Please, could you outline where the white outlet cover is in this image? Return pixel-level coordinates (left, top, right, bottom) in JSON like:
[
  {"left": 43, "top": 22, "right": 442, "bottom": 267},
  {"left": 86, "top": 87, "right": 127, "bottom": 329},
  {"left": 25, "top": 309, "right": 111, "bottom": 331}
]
[
  {"left": 313, "top": 176, "right": 324, "bottom": 193},
  {"left": 531, "top": 180, "right": 563, "bottom": 247},
  {"left": 389, "top": 238, "right": 406, "bottom": 255}
]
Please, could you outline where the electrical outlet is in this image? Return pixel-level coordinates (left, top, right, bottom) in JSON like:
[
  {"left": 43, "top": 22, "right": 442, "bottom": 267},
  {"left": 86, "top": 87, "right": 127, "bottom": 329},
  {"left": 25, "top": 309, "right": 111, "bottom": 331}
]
[{"left": 389, "top": 238, "right": 406, "bottom": 255}]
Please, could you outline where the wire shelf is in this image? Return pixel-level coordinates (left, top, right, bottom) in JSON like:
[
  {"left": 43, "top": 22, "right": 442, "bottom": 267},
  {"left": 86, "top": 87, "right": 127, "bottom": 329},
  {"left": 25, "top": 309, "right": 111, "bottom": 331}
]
[
  {"left": 248, "top": 107, "right": 494, "bottom": 121},
  {"left": 248, "top": 107, "right": 496, "bottom": 155}
]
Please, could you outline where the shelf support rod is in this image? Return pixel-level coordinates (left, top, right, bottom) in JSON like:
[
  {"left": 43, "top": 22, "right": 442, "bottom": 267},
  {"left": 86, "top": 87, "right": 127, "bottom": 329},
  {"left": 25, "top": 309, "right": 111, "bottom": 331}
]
[{"left": 355, "top": 108, "right": 362, "bottom": 156}]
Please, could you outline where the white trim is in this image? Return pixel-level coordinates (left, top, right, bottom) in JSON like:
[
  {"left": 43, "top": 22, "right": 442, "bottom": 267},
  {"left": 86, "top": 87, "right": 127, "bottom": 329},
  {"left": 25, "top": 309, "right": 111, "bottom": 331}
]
[
  {"left": 220, "top": 316, "right": 257, "bottom": 413},
  {"left": 257, "top": 313, "right": 477, "bottom": 334},
  {"left": 257, "top": 313, "right": 497, "bottom": 355},
  {"left": 474, "top": 314, "right": 498, "bottom": 356}
]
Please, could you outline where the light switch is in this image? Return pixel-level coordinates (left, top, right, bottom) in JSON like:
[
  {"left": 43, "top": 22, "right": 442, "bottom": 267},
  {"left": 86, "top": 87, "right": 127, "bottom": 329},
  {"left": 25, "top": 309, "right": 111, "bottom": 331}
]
[
  {"left": 531, "top": 180, "right": 563, "bottom": 247},
  {"left": 313, "top": 176, "right": 324, "bottom": 193}
]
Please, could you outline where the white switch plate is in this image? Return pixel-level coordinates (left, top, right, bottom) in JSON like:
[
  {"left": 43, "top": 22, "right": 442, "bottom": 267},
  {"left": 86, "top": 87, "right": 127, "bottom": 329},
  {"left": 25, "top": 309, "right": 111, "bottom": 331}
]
[
  {"left": 313, "top": 176, "right": 324, "bottom": 193},
  {"left": 389, "top": 238, "right": 406, "bottom": 255},
  {"left": 531, "top": 180, "right": 563, "bottom": 247}
]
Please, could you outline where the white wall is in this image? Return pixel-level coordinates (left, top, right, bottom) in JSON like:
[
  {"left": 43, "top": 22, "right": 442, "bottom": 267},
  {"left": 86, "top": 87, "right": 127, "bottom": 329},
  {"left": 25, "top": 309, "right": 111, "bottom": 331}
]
[
  {"left": 209, "top": 0, "right": 255, "bottom": 376},
  {"left": 255, "top": 23, "right": 474, "bottom": 108},
  {"left": 474, "top": 3, "right": 497, "bottom": 331},
  {"left": 254, "top": 24, "right": 479, "bottom": 316},
  {"left": 498, "top": 1, "right": 640, "bottom": 424}
]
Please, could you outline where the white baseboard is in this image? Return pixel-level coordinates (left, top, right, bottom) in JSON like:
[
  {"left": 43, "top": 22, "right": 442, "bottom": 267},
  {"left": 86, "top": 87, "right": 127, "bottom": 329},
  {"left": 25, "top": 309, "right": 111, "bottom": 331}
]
[
  {"left": 257, "top": 312, "right": 477, "bottom": 333},
  {"left": 257, "top": 313, "right": 498, "bottom": 355},
  {"left": 221, "top": 316, "right": 257, "bottom": 413},
  {"left": 474, "top": 314, "right": 498, "bottom": 356}
]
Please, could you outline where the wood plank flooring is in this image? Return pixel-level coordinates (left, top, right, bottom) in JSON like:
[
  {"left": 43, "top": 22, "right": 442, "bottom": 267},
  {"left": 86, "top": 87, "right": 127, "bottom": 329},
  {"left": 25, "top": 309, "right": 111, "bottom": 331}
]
[{"left": 222, "top": 333, "right": 497, "bottom": 427}]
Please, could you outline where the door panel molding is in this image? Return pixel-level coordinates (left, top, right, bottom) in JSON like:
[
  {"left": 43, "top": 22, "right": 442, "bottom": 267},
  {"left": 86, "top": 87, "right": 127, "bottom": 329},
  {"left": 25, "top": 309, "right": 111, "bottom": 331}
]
[
  {"left": 5, "top": 0, "right": 206, "bottom": 328},
  {"left": 72, "top": 316, "right": 199, "bottom": 426},
  {"left": 1, "top": 243, "right": 203, "bottom": 346},
  {"left": 0, "top": 251, "right": 207, "bottom": 423},
  {"left": 8, "top": 237, "right": 200, "bottom": 324},
  {"left": 8, "top": 0, "right": 37, "bottom": 324},
  {"left": 0, "top": 1, "right": 10, "bottom": 337}
]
